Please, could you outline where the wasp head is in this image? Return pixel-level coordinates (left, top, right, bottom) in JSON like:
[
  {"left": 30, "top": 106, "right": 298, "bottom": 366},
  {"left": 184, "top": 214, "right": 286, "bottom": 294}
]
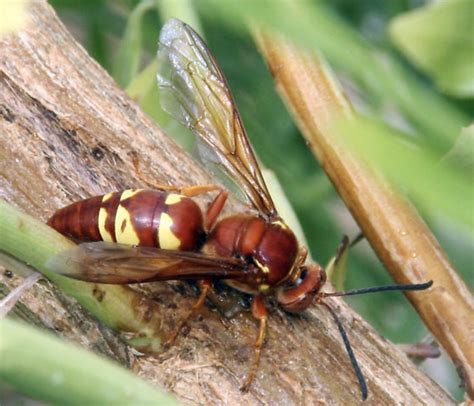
[{"left": 276, "top": 263, "right": 327, "bottom": 313}]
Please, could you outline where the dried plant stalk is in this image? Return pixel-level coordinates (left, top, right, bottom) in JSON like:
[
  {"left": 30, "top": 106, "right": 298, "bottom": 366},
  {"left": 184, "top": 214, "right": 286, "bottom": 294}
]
[{"left": 256, "top": 32, "right": 474, "bottom": 398}]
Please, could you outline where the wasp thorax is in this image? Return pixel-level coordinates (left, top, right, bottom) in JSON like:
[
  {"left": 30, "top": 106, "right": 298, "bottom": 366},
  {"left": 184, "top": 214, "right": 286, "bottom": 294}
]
[{"left": 203, "top": 215, "right": 299, "bottom": 292}]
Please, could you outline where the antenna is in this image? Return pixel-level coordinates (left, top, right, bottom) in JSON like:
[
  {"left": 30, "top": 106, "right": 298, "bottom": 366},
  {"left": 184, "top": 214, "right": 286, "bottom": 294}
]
[
  {"left": 318, "top": 279, "right": 432, "bottom": 400},
  {"left": 320, "top": 280, "right": 432, "bottom": 298},
  {"left": 320, "top": 300, "right": 368, "bottom": 400}
]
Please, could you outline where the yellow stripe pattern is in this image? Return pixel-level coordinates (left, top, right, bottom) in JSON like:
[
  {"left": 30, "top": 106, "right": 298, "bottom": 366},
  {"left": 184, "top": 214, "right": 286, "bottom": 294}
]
[
  {"left": 158, "top": 212, "right": 181, "bottom": 249},
  {"left": 114, "top": 189, "right": 143, "bottom": 245},
  {"left": 98, "top": 193, "right": 114, "bottom": 242},
  {"left": 165, "top": 193, "right": 182, "bottom": 205},
  {"left": 156, "top": 193, "right": 183, "bottom": 249}
]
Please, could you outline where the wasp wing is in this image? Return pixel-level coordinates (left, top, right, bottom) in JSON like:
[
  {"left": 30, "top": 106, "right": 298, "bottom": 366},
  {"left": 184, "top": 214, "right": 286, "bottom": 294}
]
[
  {"left": 47, "top": 242, "right": 248, "bottom": 284},
  {"left": 157, "top": 18, "right": 277, "bottom": 218}
]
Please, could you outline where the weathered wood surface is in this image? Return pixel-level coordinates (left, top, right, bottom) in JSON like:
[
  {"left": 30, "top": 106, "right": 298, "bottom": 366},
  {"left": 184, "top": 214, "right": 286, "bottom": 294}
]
[{"left": 0, "top": 1, "right": 454, "bottom": 404}]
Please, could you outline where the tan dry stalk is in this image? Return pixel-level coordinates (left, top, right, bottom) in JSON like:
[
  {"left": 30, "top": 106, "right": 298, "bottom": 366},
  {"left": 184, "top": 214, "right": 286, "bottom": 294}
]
[{"left": 256, "top": 32, "right": 474, "bottom": 398}]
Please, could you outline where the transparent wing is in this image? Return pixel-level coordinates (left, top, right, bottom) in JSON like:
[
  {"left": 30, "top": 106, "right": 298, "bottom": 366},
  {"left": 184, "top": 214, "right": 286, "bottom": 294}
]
[
  {"left": 157, "top": 18, "right": 277, "bottom": 218},
  {"left": 47, "top": 242, "right": 248, "bottom": 284}
]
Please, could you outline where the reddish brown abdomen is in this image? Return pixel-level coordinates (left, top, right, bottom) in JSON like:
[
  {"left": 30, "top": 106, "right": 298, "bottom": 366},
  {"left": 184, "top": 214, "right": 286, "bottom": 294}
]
[{"left": 48, "top": 190, "right": 204, "bottom": 250}]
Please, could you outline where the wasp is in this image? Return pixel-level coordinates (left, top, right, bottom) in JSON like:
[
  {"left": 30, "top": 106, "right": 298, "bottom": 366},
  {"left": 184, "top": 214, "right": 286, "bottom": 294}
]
[{"left": 47, "top": 18, "right": 432, "bottom": 398}]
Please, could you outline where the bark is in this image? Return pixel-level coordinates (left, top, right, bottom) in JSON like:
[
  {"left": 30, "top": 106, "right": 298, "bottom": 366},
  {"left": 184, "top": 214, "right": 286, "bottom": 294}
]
[{"left": 0, "top": 1, "right": 455, "bottom": 404}]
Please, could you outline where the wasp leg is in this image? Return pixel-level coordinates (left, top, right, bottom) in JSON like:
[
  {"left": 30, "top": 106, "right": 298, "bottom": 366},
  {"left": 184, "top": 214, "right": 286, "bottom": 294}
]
[
  {"left": 143, "top": 183, "right": 223, "bottom": 198},
  {"left": 205, "top": 190, "right": 228, "bottom": 230},
  {"left": 132, "top": 153, "right": 223, "bottom": 197},
  {"left": 138, "top": 175, "right": 222, "bottom": 197},
  {"left": 241, "top": 294, "right": 268, "bottom": 392},
  {"left": 178, "top": 184, "right": 224, "bottom": 197},
  {"left": 0, "top": 273, "right": 42, "bottom": 317},
  {"left": 164, "top": 279, "right": 212, "bottom": 347}
]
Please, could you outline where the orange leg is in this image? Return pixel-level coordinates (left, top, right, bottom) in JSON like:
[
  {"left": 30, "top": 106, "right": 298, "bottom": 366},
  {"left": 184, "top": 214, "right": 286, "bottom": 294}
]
[
  {"left": 241, "top": 294, "right": 268, "bottom": 392},
  {"left": 205, "top": 190, "right": 228, "bottom": 230},
  {"left": 132, "top": 152, "right": 222, "bottom": 197},
  {"left": 174, "top": 184, "right": 223, "bottom": 198},
  {"left": 141, "top": 178, "right": 222, "bottom": 198},
  {"left": 164, "top": 280, "right": 212, "bottom": 347}
]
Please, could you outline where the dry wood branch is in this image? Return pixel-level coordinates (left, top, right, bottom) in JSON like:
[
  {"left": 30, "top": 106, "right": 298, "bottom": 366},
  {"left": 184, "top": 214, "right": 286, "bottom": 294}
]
[
  {"left": 0, "top": 1, "right": 455, "bottom": 404},
  {"left": 256, "top": 32, "right": 474, "bottom": 399}
]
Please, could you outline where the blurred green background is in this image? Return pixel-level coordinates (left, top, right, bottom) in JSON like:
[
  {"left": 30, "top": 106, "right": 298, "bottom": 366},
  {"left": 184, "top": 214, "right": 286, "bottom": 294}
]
[{"left": 21, "top": 0, "right": 474, "bottom": 401}]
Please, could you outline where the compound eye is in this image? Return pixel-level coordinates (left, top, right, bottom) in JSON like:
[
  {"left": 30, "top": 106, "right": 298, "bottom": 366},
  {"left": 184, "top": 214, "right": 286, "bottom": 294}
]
[
  {"left": 294, "top": 268, "right": 307, "bottom": 285},
  {"left": 276, "top": 264, "right": 322, "bottom": 313}
]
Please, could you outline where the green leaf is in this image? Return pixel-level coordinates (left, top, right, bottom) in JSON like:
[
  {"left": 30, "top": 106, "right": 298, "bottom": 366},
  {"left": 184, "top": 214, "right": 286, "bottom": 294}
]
[
  {"left": 262, "top": 168, "right": 309, "bottom": 251},
  {"left": 442, "top": 124, "right": 474, "bottom": 173},
  {"left": 325, "top": 236, "right": 350, "bottom": 291},
  {"left": 156, "top": 0, "right": 203, "bottom": 35},
  {"left": 390, "top": 0, "right": 474, "bottom": 98},
  {"left": 126, "top": 2, "right": 203, "bottom": 150},
  {"left": 126, "top": 59, "right": 195, "bottom": 151},
  {"left": 333, "top": 116, "right": 474, "bottom": 230},
  {"left": 113, "top": 0, "right": 156, "bottom": 87},
  {"left": 126, "top": 59, "right": 162, "bottom": 121},
  {"left": 0, "top": 318, "right": 179, "bottom": 405}
]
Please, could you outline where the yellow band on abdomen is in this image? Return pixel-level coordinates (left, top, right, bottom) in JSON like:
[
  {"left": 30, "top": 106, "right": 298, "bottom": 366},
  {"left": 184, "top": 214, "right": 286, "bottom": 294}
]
[
  {"left": 158, "top": 212, "right": 180, "bottom": 249},
  {"left": 114, "top": 190, "right": 143, "bottom": 245},
  {"left": 98, "top": 193, "right": 114, "bottom": 242}
]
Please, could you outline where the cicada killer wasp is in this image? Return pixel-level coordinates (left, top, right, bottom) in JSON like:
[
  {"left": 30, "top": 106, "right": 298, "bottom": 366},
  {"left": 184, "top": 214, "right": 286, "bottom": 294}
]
[{"left": 47, "top": 18, "right": 432, "bottom": 398}]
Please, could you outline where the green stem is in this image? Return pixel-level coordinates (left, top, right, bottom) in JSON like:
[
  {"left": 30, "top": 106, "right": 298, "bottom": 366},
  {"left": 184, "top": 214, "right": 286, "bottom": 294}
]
[
  {"left": 0, "top": 199, "right": 163, "bottom": 351},
  {"left": 0, "top": 318, "right": 179, "bottom": 405}
]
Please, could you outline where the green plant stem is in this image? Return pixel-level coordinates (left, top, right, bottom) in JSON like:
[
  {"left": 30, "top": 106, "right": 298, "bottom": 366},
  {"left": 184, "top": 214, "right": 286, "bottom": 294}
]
[
  {"left": 0, "top": 318, "right": 179, "bottom": 405},
  {"left": 0, "top": 199, "right": 164, "bottom": 351},
  {"left": 112, "top": 0, "right": 156, "bottom": 87}
]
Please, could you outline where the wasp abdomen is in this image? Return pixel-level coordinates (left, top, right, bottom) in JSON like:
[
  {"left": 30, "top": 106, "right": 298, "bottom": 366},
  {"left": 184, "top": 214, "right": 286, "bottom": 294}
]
[{"left": 48, "top": 189, "right": 205, "bottom": 250}]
